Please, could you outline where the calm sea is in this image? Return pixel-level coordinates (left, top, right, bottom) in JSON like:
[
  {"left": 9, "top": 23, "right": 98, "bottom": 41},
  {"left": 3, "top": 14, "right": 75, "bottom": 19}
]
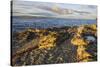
[{"left": 12, "top": 16, "right": 96, "bottom": 32}]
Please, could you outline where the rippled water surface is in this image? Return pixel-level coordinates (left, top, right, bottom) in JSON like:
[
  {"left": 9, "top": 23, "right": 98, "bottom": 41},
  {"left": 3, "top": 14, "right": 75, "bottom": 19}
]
[{"left": 12, "top": 16, "right": 96, "bottom": 32}]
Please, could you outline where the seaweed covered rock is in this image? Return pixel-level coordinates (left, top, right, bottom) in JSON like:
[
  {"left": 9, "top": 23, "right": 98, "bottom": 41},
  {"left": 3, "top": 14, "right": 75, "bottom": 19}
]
[{"left": 11, "top": 24, "right": 97, "bottom": 66}]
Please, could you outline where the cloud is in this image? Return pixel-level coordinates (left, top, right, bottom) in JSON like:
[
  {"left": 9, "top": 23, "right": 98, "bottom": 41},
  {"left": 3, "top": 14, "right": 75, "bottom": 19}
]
[{"left": 12, "top": 1, "right": 97, "bottom": 19}]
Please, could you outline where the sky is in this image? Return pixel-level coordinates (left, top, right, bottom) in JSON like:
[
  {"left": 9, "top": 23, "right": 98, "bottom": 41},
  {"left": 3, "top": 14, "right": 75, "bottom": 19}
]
[{"left": 12, "top": 0, "right": 97, "bottom": 19}]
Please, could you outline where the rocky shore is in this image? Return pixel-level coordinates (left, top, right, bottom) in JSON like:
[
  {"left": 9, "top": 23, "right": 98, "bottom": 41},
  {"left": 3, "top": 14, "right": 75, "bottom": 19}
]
[{"left": 11, "top": 24, "right": 97, "bottom": 66}]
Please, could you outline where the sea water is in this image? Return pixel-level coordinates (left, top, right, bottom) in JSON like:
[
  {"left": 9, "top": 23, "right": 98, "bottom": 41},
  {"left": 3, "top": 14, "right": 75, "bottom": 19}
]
[{"left": 12, "top": 16, "right": 96, "bottom": 32}]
